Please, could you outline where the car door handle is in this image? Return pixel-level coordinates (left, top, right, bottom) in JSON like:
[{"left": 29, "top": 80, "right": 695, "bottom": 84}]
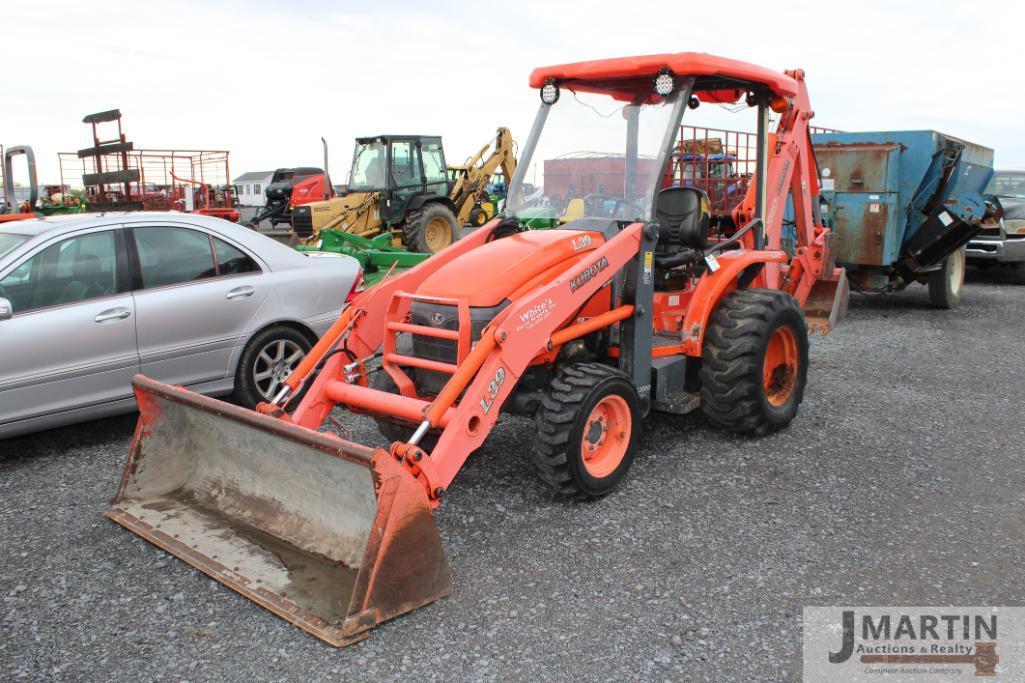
[
  {"left": 226, "top": 285, "right": 256, "bottom": 300},
  {"left": 94, "top": 307, "right": 132, "bottom": 323}
]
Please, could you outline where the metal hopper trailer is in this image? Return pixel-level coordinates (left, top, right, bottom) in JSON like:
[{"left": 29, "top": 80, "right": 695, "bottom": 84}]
[{"left": 811, "top": 130, "right": 1002, "bottom": 308}]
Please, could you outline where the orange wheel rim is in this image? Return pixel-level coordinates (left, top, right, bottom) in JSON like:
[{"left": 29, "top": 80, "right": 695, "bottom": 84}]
[
  {"left": 580, "top": 395, "right": 631, "bottom": 478},
  {"left": 763, "top": 325, "right": 799, "bottom": 407}
]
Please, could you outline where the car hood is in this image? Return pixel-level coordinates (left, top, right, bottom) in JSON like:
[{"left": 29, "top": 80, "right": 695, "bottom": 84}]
[{"left": 1000, "top": 198, "right": 1025, "bottom": 221}]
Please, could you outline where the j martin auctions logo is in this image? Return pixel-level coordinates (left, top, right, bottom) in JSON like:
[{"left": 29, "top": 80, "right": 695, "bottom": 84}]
[
  {"left": 830, "top": 610, "right": 997, "bottom": 674},
  {"left": 803, "top": 607, "right": 1018, "bottom": 682}
]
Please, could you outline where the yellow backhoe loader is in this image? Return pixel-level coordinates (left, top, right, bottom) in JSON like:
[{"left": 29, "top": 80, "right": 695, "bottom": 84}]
[
  {"left": 448, "top": 127, "right": 516, "bottom": 227},
  {"left": 292, "top": 128, "right": 515, "bottom": 255}
]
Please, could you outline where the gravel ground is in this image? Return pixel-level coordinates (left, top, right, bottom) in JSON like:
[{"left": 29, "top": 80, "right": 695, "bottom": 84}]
[{"left": 2, "top": 268, "right": 1024, "bottom": 682}]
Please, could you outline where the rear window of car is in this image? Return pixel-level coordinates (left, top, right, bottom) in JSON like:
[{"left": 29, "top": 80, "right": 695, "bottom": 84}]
[
  {"left": 133, "top": 226, "right": 217, "bottom": 289},
  {"left": 130, "top": 226, "right": 260, "bottom": 290},
  {"left": 213, "top": 237, "right": 260, "bottom": 276},
  {"left": 0, "top": 233, "right": 27, "bottom": 260}
]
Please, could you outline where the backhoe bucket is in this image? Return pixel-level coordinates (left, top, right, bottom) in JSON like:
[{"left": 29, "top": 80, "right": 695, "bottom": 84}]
[
  {"left": 804, "top": 269, "right": 849, "bottom": 334},
  {"left": 106, "top": 376, "right": 452, "bottom": 647}
]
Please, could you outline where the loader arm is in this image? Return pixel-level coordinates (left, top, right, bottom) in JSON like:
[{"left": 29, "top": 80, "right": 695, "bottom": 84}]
[
  {"left": 282, "top": 223, "right": 648, "bottom": 503},
  {"left": 384, "top": 222, "right": 647, "bottom": 501},
  {"left": 281, "top": 220, "right": 504, "bottom": 425},
  {"left": 317, "top": 191, "right": 381, "bottom": 237}
]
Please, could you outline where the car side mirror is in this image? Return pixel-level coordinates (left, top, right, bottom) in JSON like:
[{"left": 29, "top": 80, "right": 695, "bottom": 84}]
[{"left": 0, "top": 297, "right": 12, "bottom": 321}]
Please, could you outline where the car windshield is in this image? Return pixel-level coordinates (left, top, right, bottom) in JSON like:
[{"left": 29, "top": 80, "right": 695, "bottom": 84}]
[
  {"left": 506, "top": 89, "right": 685, "bottom": 223},
  {"left": 0, "top": 233, "right": 27, "bottom": 259},
  {"left": 986, "top": 172, "right": 1025, "bottom": 199},
  {"left": 348, "top": 141, "right": 389, "bottom": 192}
]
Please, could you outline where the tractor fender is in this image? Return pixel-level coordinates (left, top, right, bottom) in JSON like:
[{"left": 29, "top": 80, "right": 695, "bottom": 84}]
[
  {"left": 678, "top": 249, "right": 788, "bottom": 356},
  {"left": 403, "top": 193, "right": 458, "bottom": 217}
]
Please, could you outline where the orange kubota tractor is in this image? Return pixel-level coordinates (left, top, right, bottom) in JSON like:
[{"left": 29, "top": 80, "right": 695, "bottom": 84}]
[{"left": 108, "top": 53, "right": 848, "bottom": 647}]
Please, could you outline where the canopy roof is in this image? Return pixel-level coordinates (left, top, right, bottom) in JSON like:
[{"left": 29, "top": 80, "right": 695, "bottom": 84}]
[{"left": 529, "top": 52, "right": 799, "bottom": 103}]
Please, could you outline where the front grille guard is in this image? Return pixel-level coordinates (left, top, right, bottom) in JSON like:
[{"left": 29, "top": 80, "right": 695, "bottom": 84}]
[{"left": 383, "top": 291, "right": 473, "bottom": 399}]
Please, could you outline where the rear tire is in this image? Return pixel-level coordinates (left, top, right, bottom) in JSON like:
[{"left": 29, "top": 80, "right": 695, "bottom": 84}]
[
  {"left": 404, "top": 203, "right": 459, "bottom": 254},
  {"left": 532, "top": 363, "right": 640, "bottom": 500},
  {"left": 700, "top": 289, "right": 809, "bottom": 436},
  {"left": 928, "top": 249, "right": 965, "bottom": 308},
  {"left": 233, "top": 327, "right": 312, "bottom": 409}
]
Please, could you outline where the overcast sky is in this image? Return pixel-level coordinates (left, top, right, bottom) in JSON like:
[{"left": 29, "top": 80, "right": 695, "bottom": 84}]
[{"left": 4, "top": 0, "right": 1022, "bottom": 185}]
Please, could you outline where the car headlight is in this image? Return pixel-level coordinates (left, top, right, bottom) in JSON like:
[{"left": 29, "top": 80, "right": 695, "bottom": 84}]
[{"left": 1005, "top": 219, "right": 1025, "bottom": 236}]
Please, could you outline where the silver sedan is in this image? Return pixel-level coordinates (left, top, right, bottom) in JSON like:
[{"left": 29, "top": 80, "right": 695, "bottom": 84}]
[{"left": 0, "top": 212, "right": 361, "bottom": 438}]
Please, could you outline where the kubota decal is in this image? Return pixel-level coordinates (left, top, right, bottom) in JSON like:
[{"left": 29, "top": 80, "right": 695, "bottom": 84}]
[{"left": 569, "top": 256, "right": 609, "bottom": 293}]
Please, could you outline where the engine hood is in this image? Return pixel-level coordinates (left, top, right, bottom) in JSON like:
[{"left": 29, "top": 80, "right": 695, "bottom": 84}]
[
  {"left": 417, "top": 229, "right": 605, "bottom": 307},
  {"left": 304, "top": 192, "right": 374, "bottom": 214}
]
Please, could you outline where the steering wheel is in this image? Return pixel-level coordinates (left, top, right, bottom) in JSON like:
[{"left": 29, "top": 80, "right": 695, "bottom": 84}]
[{"left": 583, "top": 194, "right": 645, "bottom": 220}]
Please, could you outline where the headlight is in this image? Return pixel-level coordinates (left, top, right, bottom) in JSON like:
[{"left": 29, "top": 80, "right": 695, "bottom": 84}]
[
  {"left": 1006, "top": 219, "right": 1025, "bottom": 236},
  {"left": 654, "top": 68, "right": 675, "bottom": 96},
  {"left": 540, "top": 79, "right": 560, "bottom": 105}
]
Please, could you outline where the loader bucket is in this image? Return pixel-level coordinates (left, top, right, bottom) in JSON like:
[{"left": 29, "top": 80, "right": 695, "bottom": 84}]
[{"left": 106, "top": 375, "right": 452, "bottom": 647}]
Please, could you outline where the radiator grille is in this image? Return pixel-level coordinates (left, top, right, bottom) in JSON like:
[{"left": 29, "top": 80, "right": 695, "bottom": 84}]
[{"left": 409, "top": 300, "right": 509, "bottom": 394}]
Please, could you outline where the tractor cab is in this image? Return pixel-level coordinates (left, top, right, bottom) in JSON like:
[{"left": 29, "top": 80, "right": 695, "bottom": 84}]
[
  {"left": 347, "top": 135, "right": 451, "bottom": 225},
  {"left": 292, "top": 134, "right": 463, "bottom": 254}
]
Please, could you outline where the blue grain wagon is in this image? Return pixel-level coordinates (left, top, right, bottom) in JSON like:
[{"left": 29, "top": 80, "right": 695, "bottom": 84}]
[{"left": 811, "top": 130, "right": 1000, "bottom": 308}]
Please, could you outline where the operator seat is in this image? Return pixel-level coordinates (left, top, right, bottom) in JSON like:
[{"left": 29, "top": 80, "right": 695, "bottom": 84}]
[{"left": 653, "top": 186, "right": 710, "bottom": 269}]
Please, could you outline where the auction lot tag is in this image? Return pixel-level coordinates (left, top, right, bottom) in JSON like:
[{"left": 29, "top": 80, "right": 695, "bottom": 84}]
[
  {"left": 804, "top": 607, "right": 1025, "bottom": 681},
  {"left": 704, "top": 253, "right": 720, "bottom": 272}
]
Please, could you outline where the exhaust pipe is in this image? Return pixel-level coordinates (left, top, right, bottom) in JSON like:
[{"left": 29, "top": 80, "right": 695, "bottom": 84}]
[
  {"left": 107, "top": 375, "right": 451, "bottom": 646},
  {"left": 322, "top": 137, "right": 331, "bottom": 200}
]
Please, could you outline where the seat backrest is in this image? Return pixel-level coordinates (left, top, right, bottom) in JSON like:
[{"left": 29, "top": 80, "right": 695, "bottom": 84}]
[
  {"left": 71, "top": 252, "right": 101, "bottom": 280},
  {"left": 559, "top": 198, "right": 586, "bottom": 224},
  {"left": 655, "top": 186, "right": 710, "bottom": 250}
]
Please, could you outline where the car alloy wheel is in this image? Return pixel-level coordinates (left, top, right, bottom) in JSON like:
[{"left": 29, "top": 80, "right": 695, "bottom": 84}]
[{"left": 252, "top": 338, "right": 306, "bottom": 401}]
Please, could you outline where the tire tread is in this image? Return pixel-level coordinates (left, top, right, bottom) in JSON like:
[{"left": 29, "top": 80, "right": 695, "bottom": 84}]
[
  {"left": 532, "top": 362, "right": 628, "bottom": 500},
  {"left": 699, "top": 288, "right": 807, "bottom": 436}
]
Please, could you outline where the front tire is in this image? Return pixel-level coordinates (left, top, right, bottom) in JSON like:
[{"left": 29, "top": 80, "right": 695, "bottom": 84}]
[
  {"left": 928, "top": 249, "right": 965, "bottom": 308},
  {"left": 700, "top": 289, "right": 809, "bottom": 436},
  {"left": 404, "top": 203, "right": 459, "bottom": 254},
  {"left": 233, "top": 327, "right": 311, "bottom": 409},
  {"left": 532, "top": 363, "right": 640, "bottom": 500},
  {"left": 469, "top": 206, "right": 488, "bottom": 227}
]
